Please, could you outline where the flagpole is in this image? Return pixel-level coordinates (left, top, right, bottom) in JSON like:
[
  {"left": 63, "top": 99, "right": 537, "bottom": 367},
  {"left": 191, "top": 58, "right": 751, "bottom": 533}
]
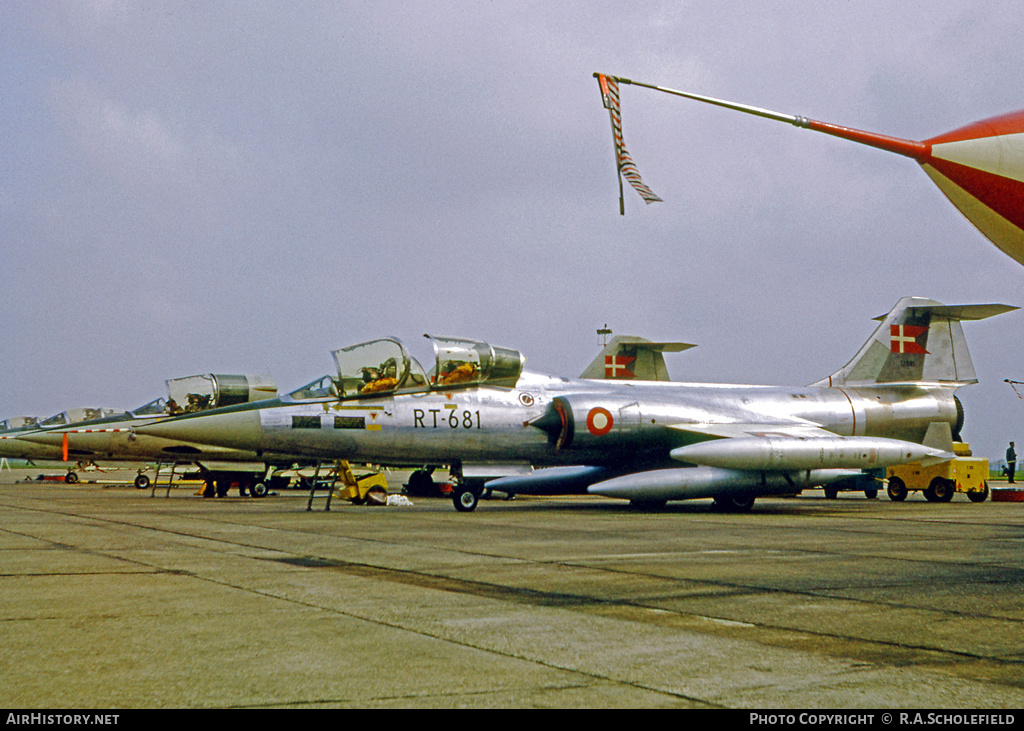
[
  {"left": 617, "top": 76, "right": 801, "bottom": 125},
  {"left": 613, "top": 75, "right": 928, "bottom": 161},
  {"left": 618, "top": 166, "right": 625, "bottom": 216}
]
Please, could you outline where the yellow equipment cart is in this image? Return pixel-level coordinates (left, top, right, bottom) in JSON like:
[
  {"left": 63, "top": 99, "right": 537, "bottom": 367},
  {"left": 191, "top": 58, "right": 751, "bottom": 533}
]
[{"left": 886, "top": 443, "right": 989, "bottom": 503}]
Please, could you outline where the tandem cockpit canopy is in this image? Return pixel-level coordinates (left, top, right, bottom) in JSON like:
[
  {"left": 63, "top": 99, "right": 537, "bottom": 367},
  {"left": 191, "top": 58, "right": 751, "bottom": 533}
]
[
  {"left": 165, "top": 374, "right": 277, "bottom": 414},
  {"left": 301, "top": 336, "right": 525, "bottom": 401},
  {"left": 39, "top": 408, "right": 122, "bottom": 428}
]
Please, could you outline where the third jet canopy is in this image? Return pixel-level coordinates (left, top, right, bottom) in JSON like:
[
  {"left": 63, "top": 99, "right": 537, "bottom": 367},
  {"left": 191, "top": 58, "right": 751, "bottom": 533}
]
[
  {"left": 9, "top": 373, "right": 280, "bottom": 491},
  {"left": 136, "top": 297, "right": 1015, "bottom": 512}
]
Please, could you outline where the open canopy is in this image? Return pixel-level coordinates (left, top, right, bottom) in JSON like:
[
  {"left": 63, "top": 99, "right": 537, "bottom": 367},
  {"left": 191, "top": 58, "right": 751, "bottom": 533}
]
[{"left": 287, "top": 336, "right": 526, "bottom": 402}]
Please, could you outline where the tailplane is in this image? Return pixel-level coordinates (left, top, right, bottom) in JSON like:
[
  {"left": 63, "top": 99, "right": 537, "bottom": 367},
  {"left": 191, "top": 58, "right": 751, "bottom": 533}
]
[
  {"left": 580, "top": 336, "right": 695, "bottom": 381},
  {"left": 811, "top": 297, "right": 1016, "bottom": 388}
]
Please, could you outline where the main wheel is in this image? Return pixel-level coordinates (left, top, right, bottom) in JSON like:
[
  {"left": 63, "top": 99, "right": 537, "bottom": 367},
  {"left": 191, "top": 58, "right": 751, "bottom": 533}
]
[
  {"left": 714, "top": 493, "right": 755, "bottom": 512},
  {"left": 252, "top": 482, "right": 268, "bottom": 497},
  {"left": 887, "top": 477, "right": 907, "bottom": 502},
  {"left": 629, "top": 499, "right": 667, "bottom": 510},
  {"left": 405, "top": 469, "right": 436, "bottom": 496},
  {"left": 824, "top": 486, "right": 839, "bottom": 499},
  {"left": 453, "top": 486, "right": 479, "bottom": 512},
  {"left": 65, "top": 471, "right": 79, "bottom": 484},
  {"left": 134, "top": 474, "right": 151, "bottom": 489}
]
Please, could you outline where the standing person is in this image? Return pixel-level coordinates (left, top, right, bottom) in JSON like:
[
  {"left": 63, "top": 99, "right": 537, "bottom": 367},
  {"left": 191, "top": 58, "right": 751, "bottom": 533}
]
[{"left": 1007, "top": 442, "right": 1017, "bottom": 484}]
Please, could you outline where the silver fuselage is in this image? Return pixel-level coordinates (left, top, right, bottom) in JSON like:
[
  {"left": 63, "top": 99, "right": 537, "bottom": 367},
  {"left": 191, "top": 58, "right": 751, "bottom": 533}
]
[{"left": 140, "top": 370, "right": 959, "bottom": 470}]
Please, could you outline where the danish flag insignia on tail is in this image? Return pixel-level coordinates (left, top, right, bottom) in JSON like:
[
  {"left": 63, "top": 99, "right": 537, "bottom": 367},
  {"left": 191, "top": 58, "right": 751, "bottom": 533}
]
[
  {"left": 604, "top": 355, "right": 636, "bottom": 379},
  {"left": 890, "top": 324, "right": 929, "bottom": 354}
]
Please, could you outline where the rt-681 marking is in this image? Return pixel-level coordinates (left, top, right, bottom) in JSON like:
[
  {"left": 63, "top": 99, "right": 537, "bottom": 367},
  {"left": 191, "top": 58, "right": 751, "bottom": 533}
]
[{"left": 414, "top": 409, "right": 481, "bottom": 429}]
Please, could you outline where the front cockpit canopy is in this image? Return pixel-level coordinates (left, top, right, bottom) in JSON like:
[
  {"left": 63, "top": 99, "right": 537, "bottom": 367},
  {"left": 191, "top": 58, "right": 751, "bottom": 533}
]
[
  {"left": 331, "top": 338, "right": 426, "bottom": 399},
  {"left": 288, "top": 375, "right": 339, "bottom": 400},
  {"left": 325, "top": 336, "right": 524, "bottom": 400},
  {"left": 130, "top": 398, "right": 168, "bottom": 417}
]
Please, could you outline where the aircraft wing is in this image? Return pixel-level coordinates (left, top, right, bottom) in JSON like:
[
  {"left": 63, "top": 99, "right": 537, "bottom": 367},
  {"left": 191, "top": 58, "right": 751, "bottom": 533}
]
[
  {"left": 665, "top": 422, "right": 831, "bottom": 440},
  {"left": 577, "top": 425, "right": 955, "bottom": 509},
  {"left": 488, "top": 417, "right": 950, "bottom": 508}
]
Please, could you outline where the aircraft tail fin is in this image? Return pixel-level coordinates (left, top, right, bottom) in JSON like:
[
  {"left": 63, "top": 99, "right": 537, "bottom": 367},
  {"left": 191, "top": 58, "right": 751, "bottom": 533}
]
[
  {"left": 920, "top": 422, "right": 957, "bottom": 466},
  {"left": 922, "top": 421, "right": 956, "bottom": 453},
  {"left": 579, "top": 336, "right": 695, "bottom": 381},
  {"left": 810, "top": 297, "right": 1016, "bottom": 388}
]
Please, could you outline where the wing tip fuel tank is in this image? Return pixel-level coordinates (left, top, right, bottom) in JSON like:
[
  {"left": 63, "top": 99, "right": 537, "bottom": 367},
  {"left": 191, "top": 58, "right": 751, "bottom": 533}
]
[
  {"left": 586, "top": 466, "right": 860, "bottom": 502},
  {"left": 669, "top": 435, "right": 952, "bottom": 471}
]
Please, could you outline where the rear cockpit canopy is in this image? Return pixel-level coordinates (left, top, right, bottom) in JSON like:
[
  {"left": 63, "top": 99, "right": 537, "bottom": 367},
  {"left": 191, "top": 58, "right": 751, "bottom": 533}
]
[
  {"left": 429, "top": 335, "right": 524, "bottom": 389},
  {"left": 165, "top": 374, "right": 276, "bottom": 414},
  {"left": 0, "top": 416, "right": 39, "bottom": 432},
  {"left": 308, "top": 335, "right": 524, "bottom": 402}
]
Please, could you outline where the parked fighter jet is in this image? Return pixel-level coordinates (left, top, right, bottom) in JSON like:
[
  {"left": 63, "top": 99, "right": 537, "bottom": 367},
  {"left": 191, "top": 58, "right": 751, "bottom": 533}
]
[
  {"left": 135, "top": 297, "right": 1013, "bottom": 512},
  {"left": 0, "top": 408, "right": 123, "bottom": 481},
  {"left": 11, "top": 374, "right": 282, "bottom": 493},
  {"left": 406, "top": 333, "right": 696, "bottom": 494}
]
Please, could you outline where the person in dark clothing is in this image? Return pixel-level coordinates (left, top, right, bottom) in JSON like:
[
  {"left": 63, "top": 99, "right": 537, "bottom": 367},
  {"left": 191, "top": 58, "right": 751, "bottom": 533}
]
[{"left": 1007, "top": 442, "right": 1017, "bottom": 484}]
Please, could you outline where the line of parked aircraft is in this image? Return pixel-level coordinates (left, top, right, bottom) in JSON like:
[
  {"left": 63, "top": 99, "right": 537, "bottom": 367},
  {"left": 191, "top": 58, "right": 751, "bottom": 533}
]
[
  {"left": 0, "top": 335, "right": 687, "bottom": 498},
  {"left": 2, "top": 297, "right": 1014, "bottom": 511},
  {"left": 0, "top": 374, "right": 279, "bottom": 493}
]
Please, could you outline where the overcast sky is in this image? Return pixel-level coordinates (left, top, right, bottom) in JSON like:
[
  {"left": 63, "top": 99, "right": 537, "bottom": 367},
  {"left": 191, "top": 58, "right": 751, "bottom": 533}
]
[{"left": 2, "top": 1, "right": 1022, "bottom": 462}]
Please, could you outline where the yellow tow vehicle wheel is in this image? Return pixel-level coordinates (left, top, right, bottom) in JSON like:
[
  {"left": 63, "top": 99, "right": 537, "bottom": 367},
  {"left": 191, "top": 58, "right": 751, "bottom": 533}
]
[
  {"left": 928, "top": 477, "right": 955, "bottom": 503},
  {"left": 887, "top": 477, "right": 907, "bottom": 502},
  {"left": 967, "top": 483, "right": 989, "bottom": 503}
]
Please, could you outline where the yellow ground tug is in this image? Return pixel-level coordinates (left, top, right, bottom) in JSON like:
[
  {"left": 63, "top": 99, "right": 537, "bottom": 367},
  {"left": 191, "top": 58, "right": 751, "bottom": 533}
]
[
  {"left": 334, "top": 460, "right": 389, "bottom": 505},
  {"left": 305, "top": 460, "right": 389, "bottom": 511},
  {"left": 885, "top": 442, "right": 989, "bottom": 503}
]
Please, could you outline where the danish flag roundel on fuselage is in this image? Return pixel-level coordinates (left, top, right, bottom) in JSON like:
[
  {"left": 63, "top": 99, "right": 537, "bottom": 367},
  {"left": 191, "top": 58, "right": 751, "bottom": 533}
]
[{"left": 587, "top": 407, "right": 614, "bottom": 436}]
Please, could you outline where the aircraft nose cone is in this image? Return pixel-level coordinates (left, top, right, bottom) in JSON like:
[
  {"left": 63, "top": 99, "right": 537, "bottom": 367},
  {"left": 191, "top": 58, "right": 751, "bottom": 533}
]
[
  {"left": 136, "top": 409, "right": 262, "bottom": 450},
  {"left": 0, "top": 434, "right": 57, "bottom": 460}
]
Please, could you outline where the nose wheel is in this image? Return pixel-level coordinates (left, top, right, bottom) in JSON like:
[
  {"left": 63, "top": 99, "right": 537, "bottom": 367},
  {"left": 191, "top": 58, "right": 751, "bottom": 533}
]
[{"left": 453, "top": 485, "right": 479, "bottom": 512}]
